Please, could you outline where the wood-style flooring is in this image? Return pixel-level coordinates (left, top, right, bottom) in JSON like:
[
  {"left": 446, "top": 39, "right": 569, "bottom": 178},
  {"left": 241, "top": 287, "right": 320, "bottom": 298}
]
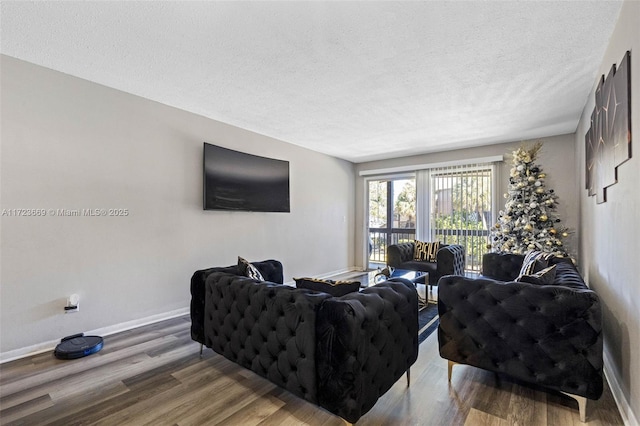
[{"left": 0, "top": 314, "right": 623, "bottom": 425}]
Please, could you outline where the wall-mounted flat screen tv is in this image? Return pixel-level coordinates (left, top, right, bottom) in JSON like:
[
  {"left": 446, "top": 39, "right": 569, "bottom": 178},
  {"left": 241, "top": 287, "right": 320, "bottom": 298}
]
[{"left": 203, "top": 143, "right": 290, "bottom": 212}]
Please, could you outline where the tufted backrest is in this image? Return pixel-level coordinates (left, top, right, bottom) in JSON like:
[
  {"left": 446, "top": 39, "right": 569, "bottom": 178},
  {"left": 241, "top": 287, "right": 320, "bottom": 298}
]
[
  {"left": 482, "top": 252, "right": 581, "bottom": 284},
  {"left": 315, "top": 279, "right": 418, "bottom": 423},
  {"left": 204, "top": 272, "right": 330, "bottom": 403},
  {"left": 190, "top": 260, "right": 283, "bottom": 343},
  {"left": 386, "top": 242, "right": 415, "bottom": 266}
]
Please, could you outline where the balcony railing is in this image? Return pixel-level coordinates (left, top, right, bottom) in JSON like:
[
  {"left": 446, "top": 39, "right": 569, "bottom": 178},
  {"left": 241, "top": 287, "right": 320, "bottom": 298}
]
[
  {"left": 368, "top": 228, "right": 416, "bottom": 264},
  {"left": 368, "top": 228, "right": 490, "bottom": 272},
  {"left": 431, "top": 228, "right": 490, "bottom": 272}
]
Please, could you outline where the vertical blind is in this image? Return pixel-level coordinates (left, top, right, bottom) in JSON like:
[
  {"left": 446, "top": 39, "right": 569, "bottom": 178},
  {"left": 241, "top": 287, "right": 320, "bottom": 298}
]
[{"left": 417, "top": 162, "right": 497, "bottom": 272}]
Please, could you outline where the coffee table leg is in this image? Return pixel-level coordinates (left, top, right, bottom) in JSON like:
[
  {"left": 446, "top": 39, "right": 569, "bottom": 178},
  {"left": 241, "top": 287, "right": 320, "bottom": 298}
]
[
  {"left": 416, "top": 280, "right": 428, "bottom": 308},
  {"left": 417, "top": 294, "right": 427, "bottom": 309}
]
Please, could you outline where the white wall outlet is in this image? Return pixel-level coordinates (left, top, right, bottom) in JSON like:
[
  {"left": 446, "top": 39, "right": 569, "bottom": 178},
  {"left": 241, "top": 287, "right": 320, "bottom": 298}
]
[{"left": 65, "top": 294, "right": 80, "bottom": 313}]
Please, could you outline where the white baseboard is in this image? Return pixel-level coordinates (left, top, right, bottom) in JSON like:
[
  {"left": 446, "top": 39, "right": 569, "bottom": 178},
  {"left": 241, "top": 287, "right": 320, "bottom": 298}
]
[
  {"left": 604, "top": 351, "right": 639, "bottom": 426},
  {"left": 0, "top": 307, "right": 189, "bottom": 364}
]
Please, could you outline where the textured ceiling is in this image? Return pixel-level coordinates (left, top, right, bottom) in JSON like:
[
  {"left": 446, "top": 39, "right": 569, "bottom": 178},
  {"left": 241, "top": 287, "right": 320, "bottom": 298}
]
[{"left": 0, "top": 1, "right": 623, "bottom": 163}]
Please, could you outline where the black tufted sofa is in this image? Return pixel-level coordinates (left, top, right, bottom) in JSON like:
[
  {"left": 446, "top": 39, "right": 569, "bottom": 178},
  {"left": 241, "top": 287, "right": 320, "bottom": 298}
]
[
  {"left": 437, "top": 252, "right": 603, "bottom": 422},
  {"left": 191, "top": 260, "right": 419, "bottom": 423},
  {"left": 387, "top": 242, "right": 465, "bottom": 287}
]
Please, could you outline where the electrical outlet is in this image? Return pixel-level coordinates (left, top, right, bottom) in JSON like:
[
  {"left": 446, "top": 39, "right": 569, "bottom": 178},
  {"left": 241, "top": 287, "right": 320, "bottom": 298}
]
[{"left": 65, "top": 294, "right": 80, "bottom": 313}]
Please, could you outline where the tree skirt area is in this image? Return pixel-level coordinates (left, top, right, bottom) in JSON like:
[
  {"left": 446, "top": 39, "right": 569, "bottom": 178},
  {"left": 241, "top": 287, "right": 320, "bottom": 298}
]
[{"left": 418, "top": 303, "right": 439, "bottom": 345}]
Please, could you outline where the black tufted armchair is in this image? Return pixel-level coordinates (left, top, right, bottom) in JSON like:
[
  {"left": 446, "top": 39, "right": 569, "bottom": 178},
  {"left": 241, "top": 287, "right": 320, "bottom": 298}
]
[
  {"left": 387, "top": 242, "right": 466, "bottom": 287},
  {"left": 191, "top": 260, "right": 419, "bottom": 423},
  {"left": 437, "top": 252, "right": 603, "bottom": 422}
]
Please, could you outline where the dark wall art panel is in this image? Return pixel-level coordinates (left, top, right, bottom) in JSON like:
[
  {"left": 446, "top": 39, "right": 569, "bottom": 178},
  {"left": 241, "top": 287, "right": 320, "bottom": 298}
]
[
  {"left": 595, "top": 76, "right": 607, "bottom": 204},
  {"left": 613, "top": 52, "right": 632, "bottom": 167},
  {"left": 585, "top": 123, "right": 595, "bottom": 195},
  {"left": 585, "top": 51, "right": 632, "bottom": 204},
  {"left": 601, "top": 65, "right": 617, "bottom": 189}
]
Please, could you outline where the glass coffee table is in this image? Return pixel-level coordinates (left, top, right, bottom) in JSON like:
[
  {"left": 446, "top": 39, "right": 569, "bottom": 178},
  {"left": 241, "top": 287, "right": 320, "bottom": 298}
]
[
  {"left": 363, "top": 268, "right": 426, "bottom": 286},
  {"left": 363, "top": 268, "right": 429, "bottom": 306}
]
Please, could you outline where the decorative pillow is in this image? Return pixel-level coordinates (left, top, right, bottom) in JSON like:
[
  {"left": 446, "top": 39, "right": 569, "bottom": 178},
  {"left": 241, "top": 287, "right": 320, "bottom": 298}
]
[
  {"left": 294, "top": 278, "right": 361, "bottom": 297},
  {"left": 413, "top": 240, "right": 440, "bottom": 262},
  {"left": 518, "top": 250, "right": 554, "bottom": 277},
  {"left": 237, "top": 256, "right": 264, "bottom": 281},
  {"left": 516, "top": 265, "right": 557, "bottom": 286}
]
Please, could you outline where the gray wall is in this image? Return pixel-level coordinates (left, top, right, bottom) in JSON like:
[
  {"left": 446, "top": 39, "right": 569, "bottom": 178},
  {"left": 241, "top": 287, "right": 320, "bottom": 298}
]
[
  {"left": 575, "top": 1, "right": 640, "bottom": 423},
  {"left": 354, "top": 134, "right": 578, "bottom": 269},
  {"left": 0, "top": 56, "right": 355, "bottom": 355}
]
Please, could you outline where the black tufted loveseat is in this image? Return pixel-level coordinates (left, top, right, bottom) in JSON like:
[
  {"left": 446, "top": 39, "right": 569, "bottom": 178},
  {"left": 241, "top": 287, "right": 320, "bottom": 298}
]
[
  {"left": 387, "top": 242, "right": 465, "bottom": 287},
  {"left": 191, "top": 260, "right": 419, "bottom": 423},
  {"left": 437, "top": 252, "right": 603, "bottom": 422}
]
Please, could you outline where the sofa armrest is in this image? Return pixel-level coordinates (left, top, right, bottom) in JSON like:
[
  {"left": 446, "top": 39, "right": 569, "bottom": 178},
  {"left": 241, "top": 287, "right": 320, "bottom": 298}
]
[
  {"left": 254, "top": 259, "right": 284, "bottom": 284},
  {"left": 437, "top": 275, "right": 603, "bottom": 399},
  {"left": 316, "top": 279, "right": 418, "bottom": 423},
  {"left": 433, "top": 244, "right": 465, "bottom": 285},
  {"left": 190, "top": 266, "right": 235, "bottom": 344},
  {"left": 482, "top": 252, "right": 525, "bottom": 281},
  {"left": 387, "top": 242, "right": 414, "bottom": 267},
  {"left": 190, "top": 259, "right": 283, "bottom": 344}
]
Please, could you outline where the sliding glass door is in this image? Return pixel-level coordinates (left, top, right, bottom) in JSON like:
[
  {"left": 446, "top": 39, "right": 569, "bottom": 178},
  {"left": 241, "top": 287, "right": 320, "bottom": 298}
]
[
  {"left": 367, "top": 177, "right": 416, "bottom": 266},
  {"left": 365, "top": 162, "right": 496, "bottom": 272}
]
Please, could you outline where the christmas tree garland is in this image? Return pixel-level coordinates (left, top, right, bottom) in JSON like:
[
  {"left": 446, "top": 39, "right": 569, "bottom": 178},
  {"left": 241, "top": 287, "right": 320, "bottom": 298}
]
[{"left": 489, "top": 142, "right": 571, "bottom": 258}]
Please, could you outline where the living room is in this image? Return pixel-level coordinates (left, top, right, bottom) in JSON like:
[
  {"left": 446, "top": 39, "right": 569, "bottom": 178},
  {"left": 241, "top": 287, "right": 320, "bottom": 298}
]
[{"left": 1, "top": 1, "right": 638, "bottom": 425}]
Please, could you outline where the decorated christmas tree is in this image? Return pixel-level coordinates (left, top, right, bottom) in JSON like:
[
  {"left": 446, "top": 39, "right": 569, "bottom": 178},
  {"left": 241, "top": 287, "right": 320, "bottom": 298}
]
[{"left": 489, "top": 142, "right": 570, "bottom": 258}]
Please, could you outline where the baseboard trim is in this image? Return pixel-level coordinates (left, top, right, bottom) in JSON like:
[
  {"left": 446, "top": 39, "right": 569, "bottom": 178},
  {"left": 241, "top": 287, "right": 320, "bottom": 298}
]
[
  {"left": 604, "top": 350, "right": 639, "bottom": 426},
  {"left": 0, "top": 307, "right": 190, "bottom": 364}
]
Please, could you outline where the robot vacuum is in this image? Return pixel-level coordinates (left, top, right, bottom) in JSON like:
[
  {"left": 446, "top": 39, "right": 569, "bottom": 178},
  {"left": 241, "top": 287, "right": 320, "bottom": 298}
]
[{"left": 54, "top": 333, "right": 103, "bottom": 359}]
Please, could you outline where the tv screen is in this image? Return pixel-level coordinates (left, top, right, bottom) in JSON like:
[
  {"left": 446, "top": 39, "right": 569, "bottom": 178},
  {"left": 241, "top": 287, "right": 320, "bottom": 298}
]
[{"left": 203, "top": 143, "right": 290, "bottom": 212}]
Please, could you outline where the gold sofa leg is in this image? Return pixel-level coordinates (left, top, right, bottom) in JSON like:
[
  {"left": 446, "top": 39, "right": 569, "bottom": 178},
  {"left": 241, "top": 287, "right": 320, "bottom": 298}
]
[
  {"left": 561, "top": 392, "right": 587, "bottom": 422},
  {"left": 446, "top": 359, "right": 586, "bottom": 421},
  {"left": 448, "top": 360, "right": 457, "bottom": 382}
]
